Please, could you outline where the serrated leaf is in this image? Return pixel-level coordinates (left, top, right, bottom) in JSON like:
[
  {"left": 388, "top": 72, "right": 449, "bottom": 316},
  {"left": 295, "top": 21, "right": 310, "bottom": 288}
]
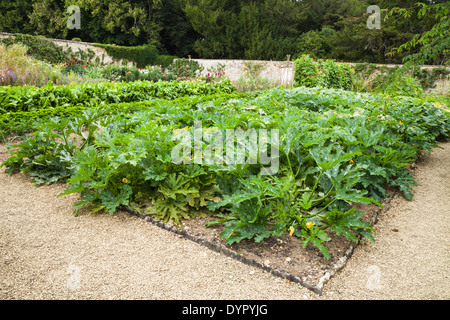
[
  {"left": 321, "top": 207, "right": 375, "bottom": 243},
  {"left": 298, "top": 192, "right": 313, "bottom": 210},
  {"left": 154, "top": 196, "right": 190, "bottom": 225},
  {"left": 99, "top": 184, "right": 133, "bottom": 215},
  {"left": 312, "top": 146, "right": 362, "bottom": 171},
  {"left": 299, "top": 227, "right": 331, "bottom": 258}
]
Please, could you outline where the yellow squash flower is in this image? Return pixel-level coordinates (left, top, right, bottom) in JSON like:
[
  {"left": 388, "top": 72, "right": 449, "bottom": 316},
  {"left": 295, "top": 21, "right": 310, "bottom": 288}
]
[
  {"left": 289, "top": 226, "right": 295, "bottom": 237},
  {"left": 306, "top": 222, "right": 315, "bottom": 229}
]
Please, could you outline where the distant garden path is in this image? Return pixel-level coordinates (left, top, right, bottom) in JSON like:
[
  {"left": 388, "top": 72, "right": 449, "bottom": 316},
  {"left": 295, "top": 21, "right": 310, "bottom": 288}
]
[{"left": 0, "top": 141, "right": 448, "bottom": 300}]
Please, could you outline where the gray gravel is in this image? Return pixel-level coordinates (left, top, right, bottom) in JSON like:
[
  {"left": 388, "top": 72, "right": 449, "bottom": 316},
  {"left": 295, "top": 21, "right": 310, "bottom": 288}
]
[{"left": 0, "top": 142, "right": 449, "bottom": 300}]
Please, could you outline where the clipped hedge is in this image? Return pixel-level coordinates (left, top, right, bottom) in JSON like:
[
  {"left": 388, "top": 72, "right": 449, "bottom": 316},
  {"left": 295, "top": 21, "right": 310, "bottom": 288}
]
[
  {"left": 93, "top": 43, "right": 159, "bottom": 68},
  {"left": 155, "top": 55, "right": 178, "bottom": 69}
]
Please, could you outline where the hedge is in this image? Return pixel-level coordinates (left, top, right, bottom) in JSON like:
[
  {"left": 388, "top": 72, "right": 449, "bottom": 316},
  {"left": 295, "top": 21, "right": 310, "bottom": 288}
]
[{"left": 93, "top": 43, "right": 159, "bottom": 68}]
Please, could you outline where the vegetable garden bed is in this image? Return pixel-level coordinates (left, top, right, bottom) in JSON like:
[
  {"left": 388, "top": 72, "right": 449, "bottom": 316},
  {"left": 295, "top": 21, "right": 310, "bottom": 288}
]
[
  {"left": 1, "top": 80, "right": 449, "bottom": 294},
  {"left": 120, "top": 187, "right": 397, "bottom": 295}
]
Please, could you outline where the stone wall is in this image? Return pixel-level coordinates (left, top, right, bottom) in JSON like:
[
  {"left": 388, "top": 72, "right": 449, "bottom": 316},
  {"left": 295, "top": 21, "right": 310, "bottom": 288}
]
[
  {"left": 192, "top": 58, "right": 449, "bottom": 95},
  {"left": 1, "top": 32, "right": 448, "bottom": 94},
  {"left": 0, "top": 32, "right": 134, "bottom": 67},
  {"left": 192, "top": 59, "right": 295, "bottom": 87}
]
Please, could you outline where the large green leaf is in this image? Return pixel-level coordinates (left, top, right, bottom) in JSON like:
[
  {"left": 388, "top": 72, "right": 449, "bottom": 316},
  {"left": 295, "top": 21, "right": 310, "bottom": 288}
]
[{"left": 321, "top": 207, "right": 375, "bottom": 243}]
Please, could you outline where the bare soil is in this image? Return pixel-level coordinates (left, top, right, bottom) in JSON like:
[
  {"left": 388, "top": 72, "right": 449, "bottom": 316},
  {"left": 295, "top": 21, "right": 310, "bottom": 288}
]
[{"left": 178, "top": 194, "right": 394, "bottom": 287}]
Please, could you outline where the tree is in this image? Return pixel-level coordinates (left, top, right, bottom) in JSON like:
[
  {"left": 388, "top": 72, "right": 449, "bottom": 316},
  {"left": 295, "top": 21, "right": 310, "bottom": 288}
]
[
  {"left": 0, "top": 0, "right": 34, "bottom": 34},
  {"left": 159, "top": 0, "right": 199, "bottom": 57},
  {"left": 242, "top": 0, "right": 303, "bottom": 60},
  {"left": 329, "top": 11, "right": 415, "bottom": 63},
  {"left": 183, "top": 0, "right": 240, "bottom": 58},
  {"left": 72, "top": 0, "right": 163, "bottom": 46},
  {"left": 28, "top": 0, "right": 67, "bottom": 39},
  {"left": 386, "top": 1, "right": 449, "bottom": 65},
  {"left": 183, "top": 0, "right": 303, "bottom": 60},
  {"left": 295, "top": 28, "right": 336, "bottom": 60}
]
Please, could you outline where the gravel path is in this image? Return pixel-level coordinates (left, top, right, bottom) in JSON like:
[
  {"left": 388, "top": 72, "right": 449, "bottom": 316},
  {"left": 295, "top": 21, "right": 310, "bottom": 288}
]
[{"left": 0, "top": 142, "right": 448, "bottom": 300}]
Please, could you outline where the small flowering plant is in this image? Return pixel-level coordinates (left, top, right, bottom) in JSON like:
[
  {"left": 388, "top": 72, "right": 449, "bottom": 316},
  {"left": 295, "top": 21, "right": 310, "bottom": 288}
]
[
  {"left": 61, "top": 58, "right": 87, "bottom": 75},
  {"left": 199, "top": 63, "right": 226, "bottom": 83},
  {"left": 141, "top": 65, "right": 164, "bottom": 81},
  {"left": 0, "top": 44, "right": 63, "bottom": 87}
]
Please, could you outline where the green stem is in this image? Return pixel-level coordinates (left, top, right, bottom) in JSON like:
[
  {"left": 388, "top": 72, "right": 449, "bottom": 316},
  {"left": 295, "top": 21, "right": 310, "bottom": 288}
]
[
  {"left": 311, "top": 188, "right": 335, "bottom": 204},
  {"left": 307, "top": 170, "right": 323, "bottom": 202},
  {"left": 286, "top": 153, "right": 294, "bottom": 175},
  {"left": 311, "top": 198, "right": 336, "bottom": 217}
]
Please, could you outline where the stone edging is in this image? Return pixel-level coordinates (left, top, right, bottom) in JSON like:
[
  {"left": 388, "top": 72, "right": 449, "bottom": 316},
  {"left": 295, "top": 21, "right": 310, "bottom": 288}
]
[
  {"left": 118, "top": 192, "right": 396, "bottom": 295},
  {"left": 314, "top": 194, "right": 396, "bottom": 293}
]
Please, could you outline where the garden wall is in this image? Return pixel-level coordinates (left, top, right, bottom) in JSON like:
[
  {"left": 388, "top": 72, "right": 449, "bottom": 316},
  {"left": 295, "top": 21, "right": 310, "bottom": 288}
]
[
  {"left": 192, "top": 58, "right": 295, "bottom": 87},
  {"left": 192, "top": 58, "right": 449, "bottom": 95},
  {"left": 0, "top": 32, "right": 134, "bottom": 67},
  {"left": 1, "top": 32, "right": 448, "bottom": 94}
]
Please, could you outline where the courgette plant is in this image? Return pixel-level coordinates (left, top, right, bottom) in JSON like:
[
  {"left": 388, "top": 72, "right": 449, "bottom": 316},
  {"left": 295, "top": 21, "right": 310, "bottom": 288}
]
[{"left": 207, "top": 133, "right": 381, "bottom": 258}]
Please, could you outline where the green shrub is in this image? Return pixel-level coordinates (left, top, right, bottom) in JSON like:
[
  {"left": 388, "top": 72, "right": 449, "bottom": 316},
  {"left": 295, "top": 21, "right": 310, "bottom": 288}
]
[
  {"left": 155, "top": 55, "right": 177, "bottom": 69},
  {"left": 167, "top": 58, "right": 204, "bottom": 78},
  {"left": 294, "top": 54, "right": 354, "bottom": 90},
  {"left": 61, "top": 58, "right": 87, "bottom": 75},
  {"left": 140, "top": 65, "right": 163, "bottom": 82},
  {"left": 293, "top": 54, "right": 319, "bottom": 87},
  {"left": 100, "top": 64, "right": 140, "bottom": 82},
  {"left": 381, "top": 72, "right": 424, "bottom": 97},
  {"left": 294, "top": 27, "right": 336, "bottom": 60},
  {"left": 338, "top": 63, "right": 355, "bottom": 91},
  {"left": 318, "top": 59, "right": 354, "bottom": 91},
  {"left": 1, "top": 33, "right": 67, "bottom": 64},
  {"left": 318, "top": 59, "right": 342, "bottom": 89},
  {"left": 161, "top": 71, "right": 176, "bottom": 81},
  {"left": 94, "top": 44, "right": 159, "bottom": 68}
]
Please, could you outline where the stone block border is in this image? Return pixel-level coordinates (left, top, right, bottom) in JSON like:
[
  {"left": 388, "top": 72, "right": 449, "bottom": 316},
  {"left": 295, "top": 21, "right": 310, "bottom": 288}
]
[{"left": 118, "top": 193, "right": 395, "bottom": 295}]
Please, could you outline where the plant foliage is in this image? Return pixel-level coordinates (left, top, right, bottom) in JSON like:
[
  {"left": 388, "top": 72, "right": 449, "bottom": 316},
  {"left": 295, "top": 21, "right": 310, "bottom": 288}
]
[{"left": 2, "top": 84, "right": 449, "bottom": 258}]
